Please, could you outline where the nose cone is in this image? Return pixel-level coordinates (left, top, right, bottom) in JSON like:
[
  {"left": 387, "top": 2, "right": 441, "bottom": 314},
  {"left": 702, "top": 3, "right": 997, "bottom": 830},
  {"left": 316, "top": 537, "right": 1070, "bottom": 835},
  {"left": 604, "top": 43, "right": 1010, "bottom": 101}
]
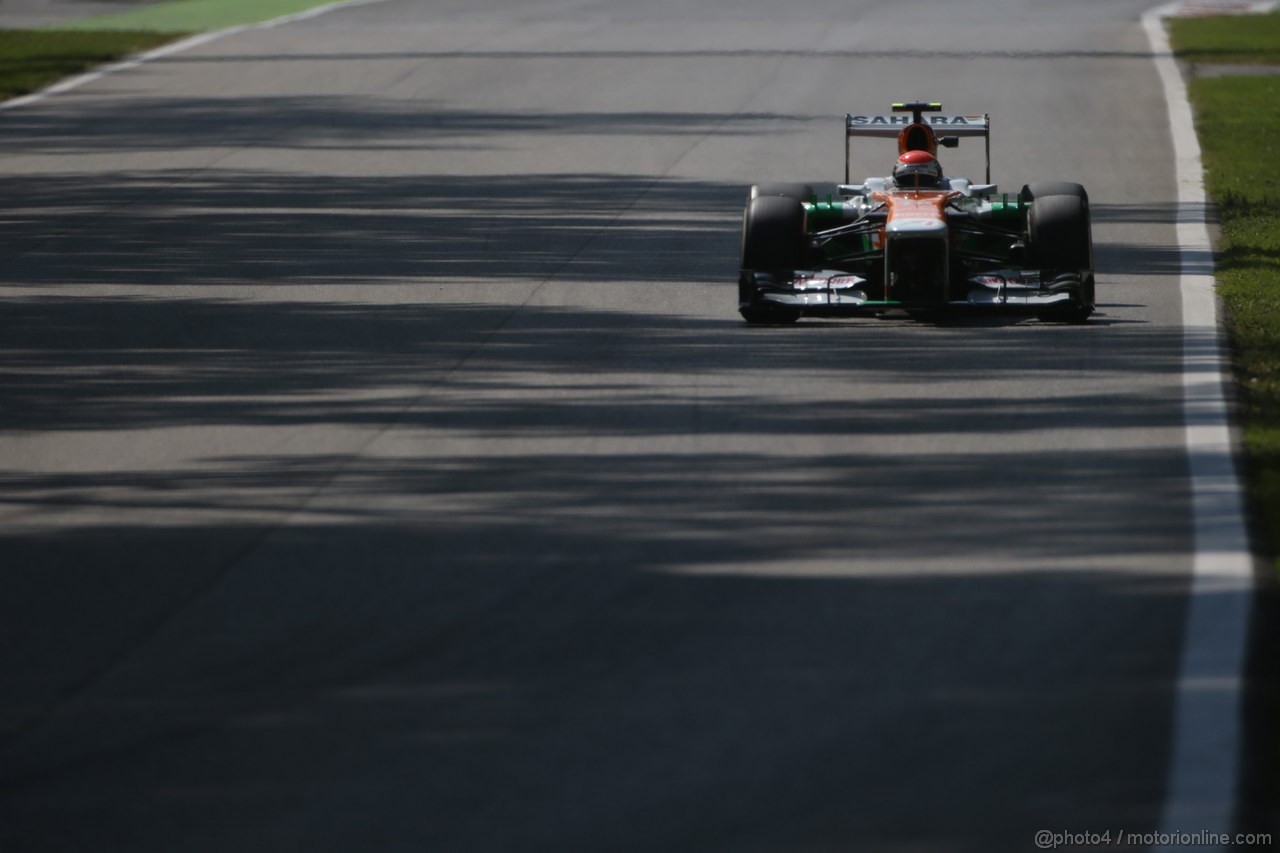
[{"left": 887, "top": 217, "right": 948, "bottom": 238}]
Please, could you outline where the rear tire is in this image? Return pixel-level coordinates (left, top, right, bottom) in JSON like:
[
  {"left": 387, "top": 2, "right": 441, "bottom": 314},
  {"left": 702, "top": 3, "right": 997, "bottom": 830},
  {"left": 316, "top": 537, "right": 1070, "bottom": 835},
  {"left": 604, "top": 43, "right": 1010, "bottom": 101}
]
[
  {"left": 1020, "top": 181, "right": 1089, "bottom": 204},
  {"left": 749, "top": 183, "right": 814, "bottom": 202}
]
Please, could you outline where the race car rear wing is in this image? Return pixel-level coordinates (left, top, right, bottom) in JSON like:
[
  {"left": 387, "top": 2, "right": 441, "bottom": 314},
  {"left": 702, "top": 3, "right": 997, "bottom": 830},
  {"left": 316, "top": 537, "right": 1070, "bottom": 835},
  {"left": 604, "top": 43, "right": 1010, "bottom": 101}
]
[{"left": 845, "top": 106, "right": 991, "bottom": 184}]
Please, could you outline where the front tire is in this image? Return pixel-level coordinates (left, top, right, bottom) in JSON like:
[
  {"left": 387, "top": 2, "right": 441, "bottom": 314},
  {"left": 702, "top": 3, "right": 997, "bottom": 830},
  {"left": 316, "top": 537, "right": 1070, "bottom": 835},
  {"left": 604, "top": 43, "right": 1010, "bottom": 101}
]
[
  {"left": 1028, "top": 194, "right": 1092, "bottom": 270},
  {"left": 1027, "top": 193, "right": 1094, "bottom": 323},
  {"left": 739, "top": 274, "right": 801, "bottom": 324},
  {"left": 741, "top": 195, "right": 807, "bottom": 271},
  {"left": 739, "top": 195, "right": 807, "bottom": 324}
]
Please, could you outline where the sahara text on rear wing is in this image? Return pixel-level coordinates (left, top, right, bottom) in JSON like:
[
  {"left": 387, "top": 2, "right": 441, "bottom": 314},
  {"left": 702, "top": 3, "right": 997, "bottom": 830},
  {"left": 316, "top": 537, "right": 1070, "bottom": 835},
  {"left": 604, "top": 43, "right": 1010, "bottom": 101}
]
[{"left": 845, "top": 107, "right": 991, "bottom": 183}]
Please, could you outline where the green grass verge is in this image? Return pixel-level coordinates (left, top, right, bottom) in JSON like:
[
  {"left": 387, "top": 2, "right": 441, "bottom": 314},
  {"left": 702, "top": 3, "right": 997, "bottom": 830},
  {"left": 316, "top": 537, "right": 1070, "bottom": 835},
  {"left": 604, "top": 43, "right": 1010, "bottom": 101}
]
[
  {"left": 51, "top": 0, "right": 346, "bottom": 33},
  {"left": 0, "top": 0, "right": 349, "bottom": 100},
  {"left": 1171, "top": 9, "right": 1280, "bottom": 64},
  {"left": 1180, "top": 59, "right": 1280, "bottom": 570},
  {"left": 0, "top": 29, "right": 184, "bottom": 100}
]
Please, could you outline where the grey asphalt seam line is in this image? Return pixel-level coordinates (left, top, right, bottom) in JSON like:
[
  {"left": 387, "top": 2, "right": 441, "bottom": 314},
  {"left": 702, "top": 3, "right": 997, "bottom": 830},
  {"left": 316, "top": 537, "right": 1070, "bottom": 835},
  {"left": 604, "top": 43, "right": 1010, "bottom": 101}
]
[{"left": 1142, "top": 1, "right": 1266, "bottom": 849}]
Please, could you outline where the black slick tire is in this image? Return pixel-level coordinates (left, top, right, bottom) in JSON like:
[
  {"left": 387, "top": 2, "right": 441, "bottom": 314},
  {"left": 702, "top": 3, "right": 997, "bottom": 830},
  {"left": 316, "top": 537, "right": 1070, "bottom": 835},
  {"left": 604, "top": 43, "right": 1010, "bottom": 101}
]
[
  {"left": 1028, "top": 194, "right": 1092, "bottom": 273},
  {"left": 1020, "top": 181, "right": 1089, "bottom": 204},
  {"left": 749, "top": 183, "right": 814, "bottom": 202},
  {"left": 739, "top": 195, "right": 807, "bottom": 324},
  {"left": 1028, "top": 193, "right": 1094, "bottom": 323}
]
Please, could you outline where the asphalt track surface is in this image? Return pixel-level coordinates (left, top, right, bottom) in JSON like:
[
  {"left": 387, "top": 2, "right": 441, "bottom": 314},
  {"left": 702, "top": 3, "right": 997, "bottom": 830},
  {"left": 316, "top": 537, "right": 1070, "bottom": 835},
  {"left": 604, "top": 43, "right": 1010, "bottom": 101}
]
[{"left": 0, "top": 1, "right": 1249, "bottom": 850}]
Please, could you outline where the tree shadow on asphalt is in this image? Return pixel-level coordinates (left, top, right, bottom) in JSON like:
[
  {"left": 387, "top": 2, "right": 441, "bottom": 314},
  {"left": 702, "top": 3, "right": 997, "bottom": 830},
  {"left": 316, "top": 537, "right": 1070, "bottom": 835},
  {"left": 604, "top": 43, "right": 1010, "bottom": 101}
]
[
  {"left": 0, "top": 99, "right": 819, "bottom": 156},
  {"left": 0, "top": 291, "right": 1203, "bottom": 852},
  {"left": 0, "top": 98, "right": 1247, "bottom": 851},
  {"left": 0, "top": 512, "right": 1193, "bottom": 853},
  {"left": 0, "top": 295, "right": 1191, "bottom": 432},
  {"left": 0, "top": 170, "right": 750, "bottom": 287}
]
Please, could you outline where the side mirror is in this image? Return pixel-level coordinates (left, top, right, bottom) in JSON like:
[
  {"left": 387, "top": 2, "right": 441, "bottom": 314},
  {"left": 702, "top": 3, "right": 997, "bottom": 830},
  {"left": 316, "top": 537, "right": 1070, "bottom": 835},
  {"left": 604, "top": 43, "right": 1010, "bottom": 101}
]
[{"left": 939, "top": 136, "right": 960, "bottom": 149}]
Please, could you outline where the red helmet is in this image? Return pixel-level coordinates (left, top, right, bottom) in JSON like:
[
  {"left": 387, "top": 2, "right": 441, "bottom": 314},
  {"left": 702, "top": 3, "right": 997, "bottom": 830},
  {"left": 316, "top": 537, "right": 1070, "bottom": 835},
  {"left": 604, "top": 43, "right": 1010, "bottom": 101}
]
[{"left": 893, "top": 150, "right": 943, "bottom": 188}]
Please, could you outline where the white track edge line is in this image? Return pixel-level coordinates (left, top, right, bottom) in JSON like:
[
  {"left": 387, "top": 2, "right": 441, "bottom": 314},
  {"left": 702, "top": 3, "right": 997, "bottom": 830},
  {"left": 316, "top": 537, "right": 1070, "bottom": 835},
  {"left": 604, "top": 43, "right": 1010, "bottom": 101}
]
[
  {"left": 0, "top": 0, "right": 396, "bottom": 113},
  {"left": 1142, "top": 2, "right": 1262, "bottom": 849}
]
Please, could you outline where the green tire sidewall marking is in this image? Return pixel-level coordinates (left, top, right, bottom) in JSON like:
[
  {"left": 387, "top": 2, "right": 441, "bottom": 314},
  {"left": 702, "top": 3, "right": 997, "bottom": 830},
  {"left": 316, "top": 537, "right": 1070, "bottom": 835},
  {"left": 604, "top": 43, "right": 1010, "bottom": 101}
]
[{"left": 49, "top": 0, "right": 357, "bottom": 33}]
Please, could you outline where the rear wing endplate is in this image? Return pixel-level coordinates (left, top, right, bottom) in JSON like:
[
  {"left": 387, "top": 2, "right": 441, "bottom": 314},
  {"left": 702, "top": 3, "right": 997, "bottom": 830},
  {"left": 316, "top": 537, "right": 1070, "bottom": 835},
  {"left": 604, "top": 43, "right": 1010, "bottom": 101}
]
[{"left": 844, "top": 112, "right": 991, "bottom": 183}]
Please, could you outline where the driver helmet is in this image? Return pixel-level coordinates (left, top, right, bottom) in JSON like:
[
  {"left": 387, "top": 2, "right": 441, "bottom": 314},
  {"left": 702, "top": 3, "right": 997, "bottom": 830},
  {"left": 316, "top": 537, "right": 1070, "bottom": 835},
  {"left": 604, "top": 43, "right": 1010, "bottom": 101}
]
[{"left": 893, "top": 150, "right": 943, "bottom": 188}]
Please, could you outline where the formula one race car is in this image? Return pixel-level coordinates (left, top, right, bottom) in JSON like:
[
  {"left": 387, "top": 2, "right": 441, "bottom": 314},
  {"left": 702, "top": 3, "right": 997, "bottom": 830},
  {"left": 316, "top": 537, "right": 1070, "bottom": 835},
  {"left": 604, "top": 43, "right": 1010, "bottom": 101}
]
[{"left": 738, "top": 102, "right": 1094, "bottom": 323}]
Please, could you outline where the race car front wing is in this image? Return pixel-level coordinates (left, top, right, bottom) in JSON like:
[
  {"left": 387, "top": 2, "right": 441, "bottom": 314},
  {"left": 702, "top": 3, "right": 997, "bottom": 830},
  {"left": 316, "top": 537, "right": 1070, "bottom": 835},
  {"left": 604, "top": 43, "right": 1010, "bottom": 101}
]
[{"left": 746, "top": 269, "right": 1084, "bottom": 315}]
